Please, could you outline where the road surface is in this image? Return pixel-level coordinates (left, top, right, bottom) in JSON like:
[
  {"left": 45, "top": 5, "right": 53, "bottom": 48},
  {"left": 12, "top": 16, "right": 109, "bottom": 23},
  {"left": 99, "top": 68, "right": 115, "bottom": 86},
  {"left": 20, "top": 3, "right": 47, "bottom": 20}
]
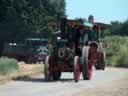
[{"left": 0, "top": 67, "right": 128, "bottom": 96}]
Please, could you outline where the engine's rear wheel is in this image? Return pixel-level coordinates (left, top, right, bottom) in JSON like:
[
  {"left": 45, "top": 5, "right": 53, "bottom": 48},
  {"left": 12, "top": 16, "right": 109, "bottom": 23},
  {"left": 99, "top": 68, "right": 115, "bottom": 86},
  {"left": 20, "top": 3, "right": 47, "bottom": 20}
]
[
  {"left": 74, "top": 56, "right": 81, "bottom": 82},
  {"left": 95, "top": 63, "right": 101, "bottom": 70},
  {"left": 82, "top": 46, "right": 92, "bottom": 80},
  {"left": 101, "top": 52, "right": 106, "bottom": 70},
  {"left": 95, "top": 51, "right": 106, "bottom": 70}
]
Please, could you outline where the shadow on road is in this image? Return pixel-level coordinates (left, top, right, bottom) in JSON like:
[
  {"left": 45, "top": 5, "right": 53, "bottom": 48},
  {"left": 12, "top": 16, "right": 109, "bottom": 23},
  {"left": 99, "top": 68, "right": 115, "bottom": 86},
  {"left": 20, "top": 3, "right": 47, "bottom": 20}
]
[
  {"left": 13, "top": 76, "right": 46, "bottom": 82},
  {"left": 13, "top": 76, "right": 74, "bottom": 83}
]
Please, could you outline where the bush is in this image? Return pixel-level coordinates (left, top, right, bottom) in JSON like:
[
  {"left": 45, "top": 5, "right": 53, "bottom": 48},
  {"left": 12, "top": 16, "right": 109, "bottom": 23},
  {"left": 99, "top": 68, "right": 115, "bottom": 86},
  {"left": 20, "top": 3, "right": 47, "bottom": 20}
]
[
  {"left": 0, "top": 57, "right": 19, "bottom": 75},
  {"left": 102, "top": 36, "right": 127, "bottom": 56},
  {"left": 102, "top": 36, "right": 128, "bottom": 67},
  {"left": 111, "top": 45, "right": 128, "bottom": 67}
]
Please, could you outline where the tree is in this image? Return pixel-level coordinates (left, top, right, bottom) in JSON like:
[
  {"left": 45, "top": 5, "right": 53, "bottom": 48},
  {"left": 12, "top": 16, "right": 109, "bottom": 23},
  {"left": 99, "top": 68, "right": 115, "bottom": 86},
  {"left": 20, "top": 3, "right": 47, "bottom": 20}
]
[
  {"left": 120, "top": 20, "right": 128, "bottom": 36},
  {"left": 0, "top": 0, "right": 66, "bottom": 54},
  {"left": 107, "top": 20, "right": 128, "bottom": 36},
  {"left": 110, "top": 21, "right": 122, "bottom": 35}
]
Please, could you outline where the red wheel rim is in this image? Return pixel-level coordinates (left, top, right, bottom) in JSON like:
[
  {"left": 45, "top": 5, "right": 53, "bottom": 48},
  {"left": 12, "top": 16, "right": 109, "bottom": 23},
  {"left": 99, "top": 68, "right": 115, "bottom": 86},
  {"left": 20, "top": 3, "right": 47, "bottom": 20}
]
[{"left": 76, "top": 58, "right": 81, "bottom": 80}]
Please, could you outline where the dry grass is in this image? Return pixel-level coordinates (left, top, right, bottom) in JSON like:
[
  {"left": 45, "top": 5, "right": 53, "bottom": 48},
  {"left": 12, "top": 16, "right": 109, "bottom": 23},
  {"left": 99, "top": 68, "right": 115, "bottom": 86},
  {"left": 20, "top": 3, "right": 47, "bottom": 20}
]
[
  {"left": 0, "top": 63, "right": 44, "bottom": 83},
  {"left": 19, "top": 64, "right": 43, "bottom": 75}
]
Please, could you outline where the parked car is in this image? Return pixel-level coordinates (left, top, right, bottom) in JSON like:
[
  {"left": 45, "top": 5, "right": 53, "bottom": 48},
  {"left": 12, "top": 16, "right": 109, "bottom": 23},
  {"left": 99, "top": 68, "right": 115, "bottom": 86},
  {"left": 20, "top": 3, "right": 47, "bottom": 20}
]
[{"left": 2, "top": 38, "right": 48, "bottom": 64}]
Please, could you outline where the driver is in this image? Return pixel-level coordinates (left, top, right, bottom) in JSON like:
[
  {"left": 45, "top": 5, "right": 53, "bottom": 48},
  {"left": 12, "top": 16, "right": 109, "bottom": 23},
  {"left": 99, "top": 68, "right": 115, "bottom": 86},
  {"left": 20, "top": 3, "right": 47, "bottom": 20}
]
[
  {"left": 74, "top": 15, "right": 98, "bottom": 56},
  {"left": 87, "top": 15, "right": 98, "bottom": 42}
]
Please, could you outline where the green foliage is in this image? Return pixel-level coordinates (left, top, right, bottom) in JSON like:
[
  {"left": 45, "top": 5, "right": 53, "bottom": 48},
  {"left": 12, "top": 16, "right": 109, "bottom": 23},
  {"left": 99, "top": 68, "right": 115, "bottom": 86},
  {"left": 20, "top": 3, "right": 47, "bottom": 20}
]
[
  {"left": 0, "top": 0, "right": 66, "bottom": 39},
  {"left": 102, "top": 36, "right": 128, "bottom": 67},
  {"left": 0, "top": 0, "right": 66, "bottom": 54},
  {"left": 0, "top": 57, "right": 19, "bottom": 75}
]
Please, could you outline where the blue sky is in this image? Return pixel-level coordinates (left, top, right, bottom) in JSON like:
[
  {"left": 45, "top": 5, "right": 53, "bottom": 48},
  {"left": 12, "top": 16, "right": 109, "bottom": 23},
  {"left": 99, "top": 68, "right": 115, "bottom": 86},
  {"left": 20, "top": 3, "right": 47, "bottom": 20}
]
[{"left": 66, "top": 0, "right": 128, "bottom": 24}]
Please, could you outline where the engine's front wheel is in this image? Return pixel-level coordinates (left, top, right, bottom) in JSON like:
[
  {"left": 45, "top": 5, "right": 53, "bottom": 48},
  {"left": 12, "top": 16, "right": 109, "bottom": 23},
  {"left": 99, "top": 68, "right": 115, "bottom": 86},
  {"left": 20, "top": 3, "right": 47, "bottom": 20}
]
[
  {"left": 44, "top": 55, "right": 52, "bottom": 81},
  {"left": 52, "top": 71, "right": 61, "bottom": 80}
]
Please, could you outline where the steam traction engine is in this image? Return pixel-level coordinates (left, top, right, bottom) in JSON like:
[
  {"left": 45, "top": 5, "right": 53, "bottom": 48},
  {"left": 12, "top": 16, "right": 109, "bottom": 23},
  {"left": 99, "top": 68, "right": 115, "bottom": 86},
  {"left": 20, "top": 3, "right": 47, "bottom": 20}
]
[{"left": 44, "top": 17, "right": 109, "bottom": 82}]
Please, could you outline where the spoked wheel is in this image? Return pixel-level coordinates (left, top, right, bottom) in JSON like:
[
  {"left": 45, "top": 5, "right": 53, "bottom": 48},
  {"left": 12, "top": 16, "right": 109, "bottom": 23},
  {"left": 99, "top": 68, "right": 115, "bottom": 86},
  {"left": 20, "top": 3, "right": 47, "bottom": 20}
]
[
  {"left": 44, "top": 55, "right": 52, "bottom": 81},
  {"left": 101, "top": 51, "right": 106, "bottom": 70},
  {"left": 74, "top": 56, "right": 81, "bottom": 82},
  {"left": 52, "top": 71, "right": 61, "bottom": 80},
  {"left": 82, "top": 46, "right": 92, "bottom": 80},
  {"left": 95, "top": 64, "right": 101, "bottom": 70},
  {"left": 95, "top": 51, "right": 106, "bottom": 70},
  {"left": 95, "top": 61, "right": 101, "bottom": 70}
]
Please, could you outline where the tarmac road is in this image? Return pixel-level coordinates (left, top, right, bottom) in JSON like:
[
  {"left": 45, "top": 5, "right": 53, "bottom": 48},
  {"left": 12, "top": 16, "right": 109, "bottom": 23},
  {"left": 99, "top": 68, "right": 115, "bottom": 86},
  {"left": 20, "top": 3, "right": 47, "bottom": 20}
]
[{"left": 0, "top": 67, "right": 128, "bottom": 96}]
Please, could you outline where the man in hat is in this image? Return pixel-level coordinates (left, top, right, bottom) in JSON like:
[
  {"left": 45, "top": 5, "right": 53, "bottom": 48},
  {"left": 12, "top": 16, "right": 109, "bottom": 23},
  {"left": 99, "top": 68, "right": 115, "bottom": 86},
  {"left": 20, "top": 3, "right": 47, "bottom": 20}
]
[{"left": 87, "top": 15, "right": 98, "bottom": 41}]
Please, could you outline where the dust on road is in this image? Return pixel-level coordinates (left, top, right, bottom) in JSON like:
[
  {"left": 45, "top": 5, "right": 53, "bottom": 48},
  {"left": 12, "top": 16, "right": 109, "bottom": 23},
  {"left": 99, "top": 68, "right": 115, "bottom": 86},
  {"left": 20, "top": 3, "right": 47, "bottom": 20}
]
[{"left": 73, "top": 78, "right": 128, "bottom": 96}]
